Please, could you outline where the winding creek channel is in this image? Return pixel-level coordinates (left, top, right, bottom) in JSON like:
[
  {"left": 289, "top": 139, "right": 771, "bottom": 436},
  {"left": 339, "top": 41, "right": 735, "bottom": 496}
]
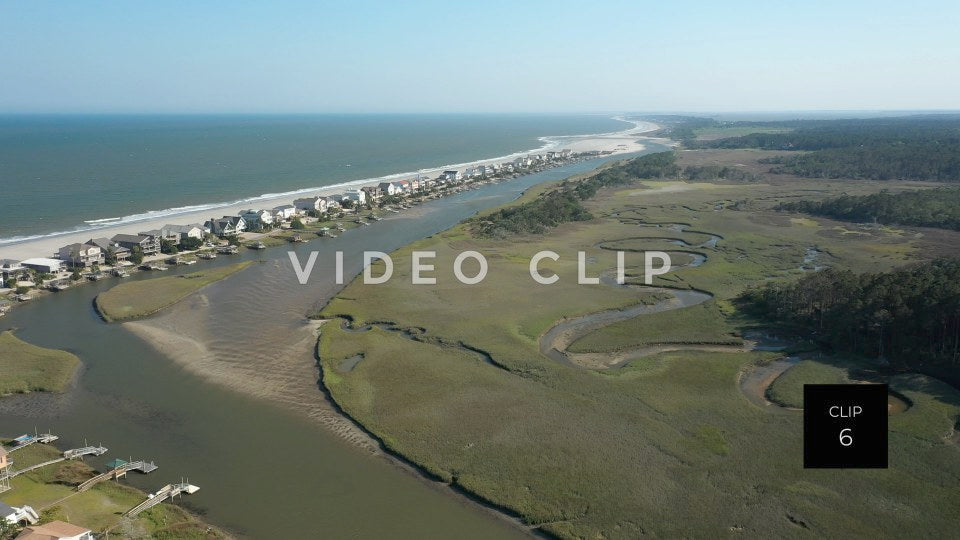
[{"left": 0, "top": 147, "right": 671, "bottom": 538}]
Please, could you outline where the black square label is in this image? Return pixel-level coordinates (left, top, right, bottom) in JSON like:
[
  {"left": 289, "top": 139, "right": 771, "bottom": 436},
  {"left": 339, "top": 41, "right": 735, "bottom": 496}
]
[{"left": 804, "top": 384, "right": 888, "bottom": 468}]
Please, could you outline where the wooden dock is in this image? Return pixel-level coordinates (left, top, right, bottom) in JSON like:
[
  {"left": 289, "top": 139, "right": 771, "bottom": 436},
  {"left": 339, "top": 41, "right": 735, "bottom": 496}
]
[
  {"left": 77, "top": 459, "right": 158, "bottom": 492},
  {"left": 10, "top": 445, "right": 107, "bottom": 478},
  {"left": 125, "top": 482, "right": 200, "bottom": 517}
]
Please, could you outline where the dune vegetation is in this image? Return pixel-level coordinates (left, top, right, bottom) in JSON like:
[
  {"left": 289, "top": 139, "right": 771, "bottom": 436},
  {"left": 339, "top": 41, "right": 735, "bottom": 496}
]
[
  {"left": 95, "top": 261, "right": 253, "bottom": 322},
  {"left": 315, "top": 150, "right": 960, "bottom": 538}
]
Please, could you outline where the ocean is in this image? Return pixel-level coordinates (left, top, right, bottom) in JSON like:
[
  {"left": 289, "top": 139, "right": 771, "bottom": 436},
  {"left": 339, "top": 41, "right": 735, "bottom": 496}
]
[{"left": 0, "top": 114, "right": 628, "bottom": 244}]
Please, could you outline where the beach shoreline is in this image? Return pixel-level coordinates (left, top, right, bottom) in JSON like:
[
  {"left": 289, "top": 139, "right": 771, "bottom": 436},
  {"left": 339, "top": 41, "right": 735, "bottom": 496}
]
[{"left": 0, "top": 118, "right": 659, "bottom": 261}]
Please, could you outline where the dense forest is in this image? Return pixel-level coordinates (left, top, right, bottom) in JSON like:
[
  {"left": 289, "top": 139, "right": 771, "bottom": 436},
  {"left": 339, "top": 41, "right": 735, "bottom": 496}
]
[
  {"left": 691, "top": 116, "right": 960, "bottom": 181},
  {"left": 683, "top": 165, "right": 756, "bottom": 181},
  {"left": 780, "top": 188, "right": 960, "bottom": 231},
  {"left": 740, "top": 259, "right": 960, "bottom": 386},
  {"left": 473, "top": 152, "right": 679, "bottom": 237}
]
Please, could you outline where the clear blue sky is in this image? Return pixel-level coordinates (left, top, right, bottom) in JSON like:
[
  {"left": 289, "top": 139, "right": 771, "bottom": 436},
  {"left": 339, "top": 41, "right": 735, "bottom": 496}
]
[{"left": 1, "top": 0, "right": 958, "bottom": 113}]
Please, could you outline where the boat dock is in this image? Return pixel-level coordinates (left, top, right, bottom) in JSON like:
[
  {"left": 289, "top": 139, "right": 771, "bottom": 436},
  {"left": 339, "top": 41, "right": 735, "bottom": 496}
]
[
  {"left": 10, "top": 445, "right": 108, "bottom": 478},
  {"left": 77, "top": 459, "right": 158, "bottom": 492},
  {"left": 7, "top": 433, "right": 59, "bottom": 452},
  {"left": 125, "top": 482, "right": 200, "bottom": 517}
]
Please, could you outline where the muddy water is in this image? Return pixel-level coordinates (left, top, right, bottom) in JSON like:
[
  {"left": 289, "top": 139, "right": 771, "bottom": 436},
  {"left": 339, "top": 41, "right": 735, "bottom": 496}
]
[{"left": 0, "top": 149, "right": 669, "bottom": 538}]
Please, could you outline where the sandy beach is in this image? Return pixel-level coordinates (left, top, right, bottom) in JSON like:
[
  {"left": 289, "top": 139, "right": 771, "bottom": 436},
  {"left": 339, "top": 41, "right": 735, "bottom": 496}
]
[{"left": 0, "top": 119, "right": 658, "bottom": 261}]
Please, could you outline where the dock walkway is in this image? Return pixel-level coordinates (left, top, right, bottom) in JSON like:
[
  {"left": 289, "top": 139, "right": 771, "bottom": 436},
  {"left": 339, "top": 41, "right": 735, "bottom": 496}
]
[
  {"left": 7, "top": 433, "right": 58, "bottom": 452},
  {"left": 10, "top": 445, "right": 108, "bottom": 478},
  {"left": 125, "top": 482, "right": 200, "bottom": 517},
  {"left": 77, "top": 459, "right": 158, "bottom": 491}
]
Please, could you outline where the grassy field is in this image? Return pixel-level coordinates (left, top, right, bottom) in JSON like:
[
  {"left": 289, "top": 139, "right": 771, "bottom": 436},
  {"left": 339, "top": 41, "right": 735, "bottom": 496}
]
[
  {"left": 314, "top": 150, "right": 960, "bottom": 537},
  {"left": 767, "top": 359, "right": 851, "bottom": 408},
  {"left": 0, "top": 330, "right": 80, "bottom": 395},
  {"left": 0, "top": 443, "right": 225, "bottom": 538},
  {"left": 95, "top": 261, "right": 253, "bottom": 322},
  {"left": 568, "top": 301, "right": 740, "bottom": 353}
]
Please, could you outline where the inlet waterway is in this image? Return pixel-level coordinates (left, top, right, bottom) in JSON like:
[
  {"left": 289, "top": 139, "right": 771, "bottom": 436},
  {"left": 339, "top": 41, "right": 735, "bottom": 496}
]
[{"left": 0, "top": 146, "right": 668, "bottom": 538}]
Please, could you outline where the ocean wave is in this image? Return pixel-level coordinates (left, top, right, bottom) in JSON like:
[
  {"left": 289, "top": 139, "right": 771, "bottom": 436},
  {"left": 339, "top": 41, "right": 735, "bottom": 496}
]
[
  {"left": 0, "top": 117, "right": 648, "bottom": 248},
  {"left": 84, "top": 217, "right": 123, "bottom": 224}
]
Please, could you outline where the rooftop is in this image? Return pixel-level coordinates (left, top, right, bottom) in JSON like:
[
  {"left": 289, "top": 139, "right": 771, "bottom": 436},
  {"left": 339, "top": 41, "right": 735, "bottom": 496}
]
[
  {"left": 21, "top": 257, "right": 62, "bottom": 266},
  {"left": 112, "top": 234, "right": 149, "bottom": 243},
  {"left": 16, "top": 520, "right": 92, "bottom": 539}
]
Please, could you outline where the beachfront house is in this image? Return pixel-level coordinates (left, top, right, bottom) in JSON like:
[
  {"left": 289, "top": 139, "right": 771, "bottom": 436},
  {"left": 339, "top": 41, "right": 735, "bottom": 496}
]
[
  {"left": 342, "top": 189, "right": 367, "bottom": 205},
  {"left": 271, "top": 204, "right": 298, "bottom": 221},
  {"left": 320, "top": 196, "right": 341, "bottom": 212},
  {"left": 294, "top": 196, "right": 325, "bottom": 213},
  {"left": 86, "top": 238, "right": 131, "bottom": 263},
  {"left": 205, "top": 216, "right": 246, "bottom": 238},
  {"left": 361, "top": 186, "right": 382, "bottom": 202},
  {"left": 513, "top": 156, "right": 531, "bottom": 169},
  {"left": 0, "top": 260, "right": 27, "bottom": 289},
  {"left": 20, "top": 258, "right": 63, "bottom": 275},
  {"left": 138, "top": 228, "right": 176, "bottom": 243},
  {"left": 161, "top": 224, "right": 205, "bottom": 243},
  {"left": 16, "top": 520, "right": 94, "bottom": 540},
  {"left": 440, "top": 170, "right": 462, "bottom": 182},
  {"left": 56, "top": 243, "right": 104, "bottom": 269},
  {"left": 561, "top": 149, "right": 572, "bottom": 158},
  {"left": 239, "top": 209, "right": 275, "bottom": 228},
  {"left": 378, "top": 182, "right": 399, "bottom": 196},
  {"left": 136, "top": 230, "right": 169, "bottom": 249},
  {"left": 112, "top": 233, "right": 161, "bottom": 256}
]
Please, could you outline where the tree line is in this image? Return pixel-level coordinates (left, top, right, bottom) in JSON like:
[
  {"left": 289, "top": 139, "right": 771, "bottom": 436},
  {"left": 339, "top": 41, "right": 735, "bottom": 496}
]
[
  {"left": 739, "top": 259, "right": 960, "bottom": 387},
  {"left": 779, "top": 188, "right": 960, "bottom": 231},
  {"left": 689, "top": 116, "right": 960, "bottom": 181},
  {"left": 473, "top": 152, "right": 679, "bottom": 237}
]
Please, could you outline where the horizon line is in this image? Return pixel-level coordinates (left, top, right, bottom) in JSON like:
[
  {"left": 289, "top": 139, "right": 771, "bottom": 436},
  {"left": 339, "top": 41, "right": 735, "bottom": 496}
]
[{"left": 1, "top": 108, "right": 959, "bottom": 116}]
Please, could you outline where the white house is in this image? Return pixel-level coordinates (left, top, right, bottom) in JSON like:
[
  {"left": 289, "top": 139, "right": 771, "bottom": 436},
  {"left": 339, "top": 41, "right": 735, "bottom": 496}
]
[
  {"left": 440, "top": 170, "right": 462, "bottom": 181},
  {"left": 513, "top": 156, "right": 531, "bottom": 168},
  {"left": 0, "top": 501, "right": 39, "bottom": 527},
  {"left": 320, "top": 196, "right": 341, "bottom": 211},
  {"left": 272, "top": 204, "right": 298, "bottom": 220},
  {"left": 361, "top": 186, "right": 382, "bottom": 201},
  {"left": 293, "top": 197, "right": 324, "bottom": 213},
  {"left": 395, "top": 180, "right": 411, "bottom": 193},
  {"left": 0, "top": 259, "right": 25, "bottom": 289},
  {"left": 341, "top": 189, "right": 367, "bottom": 205},
  {"left": 239, "top": 209, "right": 275, "bottom": 227},
  {"left": 16, "top": 520, "right": 93, "bottom": 540},
  {"left": 378, "top": 182, "right": 398, "bottom": 196},
  {"left": 20, "top": 258, "right": 63, "bottom": 274},
  {"left": 205, "top": 216, "right": 246, "bottom": 237}
]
